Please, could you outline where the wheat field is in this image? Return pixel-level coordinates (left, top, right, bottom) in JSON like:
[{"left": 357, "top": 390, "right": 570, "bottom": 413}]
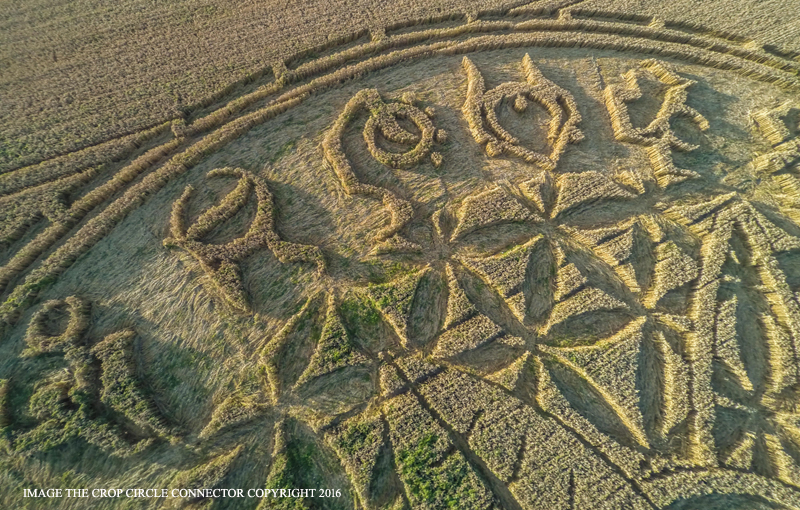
[{"left": 2, "top": 1, "right": 800, "bottom": 509}]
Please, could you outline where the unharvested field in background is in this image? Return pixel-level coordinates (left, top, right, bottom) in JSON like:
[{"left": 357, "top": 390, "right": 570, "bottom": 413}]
[
  {"left": 2, "top": 2, "right": 800, "bottom": 509},
  {"left": 2, "top": 0, "right": 800, "bottom": 172}
]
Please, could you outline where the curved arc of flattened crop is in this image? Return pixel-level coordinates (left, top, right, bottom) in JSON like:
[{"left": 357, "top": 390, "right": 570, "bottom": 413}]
[
  {"left": 163, "top": 167, "right": 324, "bottom": 314},
  {"left": 462, "top": 53, "right": 583, "bottom": 169},
  {"left": 538, "top": 316, "right": 651, "bottom": 448},
  {"left": 603, "top": 59, "right": 710, "bottom": 187},
  {"left": 322, "top": 88, "right": 442, "bottom": 246},
  {"left": 3, "top": 16, "right": 800, "bottom": 328},
  {"left": 638, "top": 467, "right": 800, "bottom": 508}
]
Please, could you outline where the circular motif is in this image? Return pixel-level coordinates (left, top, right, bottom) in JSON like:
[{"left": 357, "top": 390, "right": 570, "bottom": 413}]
[{"left": 2, "top": 9, "right": 800, "bottom": 510}]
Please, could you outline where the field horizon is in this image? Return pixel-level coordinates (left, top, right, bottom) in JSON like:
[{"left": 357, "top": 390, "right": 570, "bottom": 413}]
[{"left": 3, "top": 1, "right": 800, "bottom": 509}]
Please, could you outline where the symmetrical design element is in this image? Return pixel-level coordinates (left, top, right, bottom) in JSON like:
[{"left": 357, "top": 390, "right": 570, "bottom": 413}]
[
  {"left": 540, "top": 244, "right": 629, "bottom": 335},
  {"left": 604, "top": 59, "right": 710, "bottom": 187},
  {"left": 461, "top": 236, "right": 542, "bottom": 324},
  {"left": 294, "top": 293, "right": 369, "bottom": 386},
  {"left": 163, "top": 167, "right": 323, "bottom": 314},
  {"left": 450, "top": 186, "right": 541, "bottom": 240},
  {"left": 261, "top": 291, "right": 375, "bottom": 411},
  {"left": 539, "top": 317, "right": 650, "bottom": 447},
  {"left": 462, "top": 53, "right": 583, "bottom": 169},
  {"left": 5, "top": 10, "right": 800, "bottom": 508},
  {"left": 433, "top": 263, "right": 521, "bottom": 359},
  {"left": 663, "top": 195, "right": 800, "bottom": 474},
  {"left": 323, "top": 89, "right": 445, "bottom": 247},
  {"left": 361, "top": 268, "right": 429, "bottom": 348},
  {"left": 551, "top": 171, "right": 635, "bottom": 217}
]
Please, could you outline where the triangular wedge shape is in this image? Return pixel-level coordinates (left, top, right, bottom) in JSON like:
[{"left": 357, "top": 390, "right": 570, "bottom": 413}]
[
  {"left": 434, "top": 314, "right": 504, "bottom": 358},
  {"left": 460, "top": 236, "right": 542, "bottom": 323},
  {"left": 296, "top": 295, "right": 367, "bottom": 386},
  {"left": 486, "top": 352, "right": 531, "bottom": 391},
  {"left": 362, "top": 267, "right": 428, "bottom": 346},
  {"left": 451, "top": 186, "right": 540, "bottom": 241},
  {"left": 552, "top": 171, "right": 635, "bottom": 217},
  {"left": 326, "top": 414, "right": 385, "bottom": 507},
  {"left": 543, "top": 287, "right": 628, "bottom": 334},
  {"left": 643, "top": 241, "right": 698, "bottom": 308},
  {"left": 540, "top": 317, "right": 649, "bottom": 447},
  {"left": 443, "top": 262, "right": 477, "bottom": 329}
]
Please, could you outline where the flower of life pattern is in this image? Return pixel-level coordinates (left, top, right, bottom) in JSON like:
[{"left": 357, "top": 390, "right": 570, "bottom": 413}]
[{"left": 2, "top": 7, "right": 800, "bottom": 510}]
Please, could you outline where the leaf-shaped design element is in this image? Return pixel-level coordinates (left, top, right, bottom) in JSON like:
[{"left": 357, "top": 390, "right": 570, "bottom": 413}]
[
  {"left": 553, "top": 262, "right": 586, "bottom": 302},
  {"left": 714, "top": 296, "right": 754, "bottom": 392},
  {"left": 443, "top": 262, "right": 476, "bottom": 330},
  {"left": 261, "top": 292, "right": 324, "bottom": 404},
  {"left": 652, "top": 330, "right": 691, "bottom": 438},
  {"left": 256, "top": 417, "right": 360, "bottom": 509},
  {"left": 261, "top": 290, "right": 374, "bottom": 416},
  {"left": 662, "top": 192, "right": 737, "bottom": 236},
  {"left": 662, "top": 195, "right": 800, "bottom": 468},
  {"left": 462, "top": 53, "right": 583, "bottom": 169},
  {"left": 533, "top": 356, "right": 648, "bottom": 479},
  {"left": 641, "top": 240, "right": 698, "bottom": 309},
  {"left": 542, "top": 249, "right": 629, "bottom": 336},
  {"left": 563, "top": 216, "right": 662, "bottom": 294},
  {"left": 720, "top": 432, "right": 757, "bottom": 470},
  {"left": 761, "top": 315, "right": 800, "bottom": 400},
  {"left": 434, "top": 263, "right": 521, "bottom": 359},
  {"left": 258, "top": 420, "right": 314, "bottom": 510},
  {"left": 485, "top": 352, "right": 531, "bottom": 392},
  {"left": 604, "top": 59, "right": 710, "bottom": 187},
  {"left": 519, "top": 171, "right": 552, "bottom": 214},
  {"left": 164, "top": 167, "right": 323, "bottom": 314},
  {"left": 434, "top": 314, "right": 505, "bottom": 359},
  {"left": 539, "top": 317, "right": 650, "bottom": 448},
  {"left": 325, "top": 413, "right": 385, "bottom": 509},
  {"left": 740, "top": 104, "right": 800, "bottom": 226},
  {"left": 323, "top": 89, "right": 444, "bottom": 244}
]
